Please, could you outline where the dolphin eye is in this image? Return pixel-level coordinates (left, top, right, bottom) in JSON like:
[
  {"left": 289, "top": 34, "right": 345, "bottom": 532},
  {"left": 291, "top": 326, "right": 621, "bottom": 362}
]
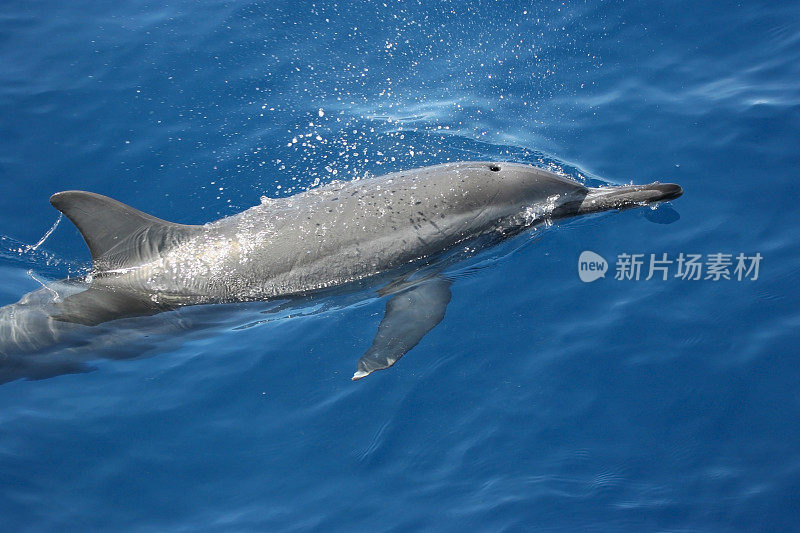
[{"left": 489, "top": 165, "right": 501, "bottom": 172}]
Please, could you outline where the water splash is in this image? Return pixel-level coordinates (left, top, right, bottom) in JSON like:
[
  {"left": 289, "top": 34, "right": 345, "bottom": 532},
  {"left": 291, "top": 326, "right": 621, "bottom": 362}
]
[
  {"left": 26, "top": 269, "right": 61, "bottom": 302},
  {"left": 0, "top": 214, "right": 87, "bottom": 278},
  {"left": 27, "top": 213, "right": 63, "bottom": 252}
]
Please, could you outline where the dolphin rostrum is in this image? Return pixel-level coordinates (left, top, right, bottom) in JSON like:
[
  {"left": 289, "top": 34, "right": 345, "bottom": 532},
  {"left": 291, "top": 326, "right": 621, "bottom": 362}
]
[{"left": 0, "top": 162, "right": 682, "bottom": 383}]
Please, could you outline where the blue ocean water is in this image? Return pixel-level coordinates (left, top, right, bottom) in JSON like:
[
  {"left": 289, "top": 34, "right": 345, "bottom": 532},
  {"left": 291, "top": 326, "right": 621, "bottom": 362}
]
[{"left": 1, "top": 0, "right": 799, "bottom": 530}]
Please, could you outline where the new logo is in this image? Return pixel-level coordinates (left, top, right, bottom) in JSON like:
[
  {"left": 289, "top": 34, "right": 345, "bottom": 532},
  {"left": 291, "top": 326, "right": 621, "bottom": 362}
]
[{"left": 578, "top": 251, "right": 608, "bottom": 282}]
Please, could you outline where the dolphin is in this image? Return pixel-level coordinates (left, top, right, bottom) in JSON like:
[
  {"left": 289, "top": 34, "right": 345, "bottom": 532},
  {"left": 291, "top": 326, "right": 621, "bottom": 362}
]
[{"left": 0, "top": 162, "right": 682, "bottom": 383}]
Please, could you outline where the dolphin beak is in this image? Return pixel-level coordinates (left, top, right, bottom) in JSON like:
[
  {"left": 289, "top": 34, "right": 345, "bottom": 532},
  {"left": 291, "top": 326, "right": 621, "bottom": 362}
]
[
  {"left": 647, "top": 183, "right": 683, "bottom": 202},
  {"left": 573, "top": 182, "right": 684, "bottom": 215}
]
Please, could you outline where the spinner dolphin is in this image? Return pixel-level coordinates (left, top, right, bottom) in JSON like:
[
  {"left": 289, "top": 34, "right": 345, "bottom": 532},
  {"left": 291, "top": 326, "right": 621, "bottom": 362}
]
[{"left": 0, "top": 162, "right": 682, "bottom": 383}]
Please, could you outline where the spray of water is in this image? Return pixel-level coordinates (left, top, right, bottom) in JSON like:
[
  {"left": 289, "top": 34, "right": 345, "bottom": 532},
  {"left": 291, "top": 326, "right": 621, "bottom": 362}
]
[{"left": 27, "top": 213, "right": 63, "bottom": 252}]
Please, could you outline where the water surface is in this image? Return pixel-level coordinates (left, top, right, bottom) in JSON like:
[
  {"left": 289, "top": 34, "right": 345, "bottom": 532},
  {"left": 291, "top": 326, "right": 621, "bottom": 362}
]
[{"left": 1, "top": 0, "right": 799, "bottom": 530}]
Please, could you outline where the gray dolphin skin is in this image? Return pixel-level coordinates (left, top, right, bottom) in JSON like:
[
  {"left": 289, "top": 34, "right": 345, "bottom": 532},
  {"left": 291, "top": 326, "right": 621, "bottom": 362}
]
[{"left": 0, "top": 161, "right": 682, "bottom": 383}]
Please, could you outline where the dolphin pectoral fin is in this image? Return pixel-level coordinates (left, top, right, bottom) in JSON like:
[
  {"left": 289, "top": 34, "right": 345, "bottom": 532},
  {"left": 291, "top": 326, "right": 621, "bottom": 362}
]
[{"left": 352, "top": 277, "right": 452, "bottom": 381}]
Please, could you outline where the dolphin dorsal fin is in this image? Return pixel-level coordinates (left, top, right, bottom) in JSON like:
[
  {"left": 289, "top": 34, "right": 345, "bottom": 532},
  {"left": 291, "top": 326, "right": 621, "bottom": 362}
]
[{"left": 50, "top": 191, "right": 203, "bottom": 271}]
